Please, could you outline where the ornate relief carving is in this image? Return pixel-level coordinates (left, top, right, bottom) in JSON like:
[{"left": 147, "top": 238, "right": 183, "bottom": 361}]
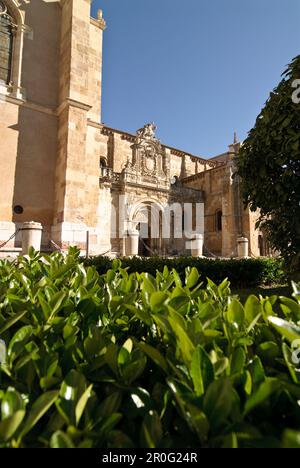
[{"left": 124, "top": 123, "right": 167, "bottom": 184}]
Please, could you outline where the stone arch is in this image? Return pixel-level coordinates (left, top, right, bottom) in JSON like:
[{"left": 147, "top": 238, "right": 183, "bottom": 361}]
[
  {"left": 128, "top": 198, "right": 166, "bottom": 256},
  {"left": 129, "top": 197, "right": 165, "bottom": 224},
  {"left": 3, "top": 0, "right": 24, "bottom": 24}
]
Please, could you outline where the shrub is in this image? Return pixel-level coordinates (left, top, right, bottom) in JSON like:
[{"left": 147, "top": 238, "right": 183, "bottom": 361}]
[
  {"left": 86, "top": 256, "right": 287, "bottom": 288},
  {"left": 0, "top": 248, "right": 299, "bottom": 448}
]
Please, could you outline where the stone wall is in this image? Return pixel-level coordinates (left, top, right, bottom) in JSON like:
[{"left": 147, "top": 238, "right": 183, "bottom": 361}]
[
  {"left": 183, "top": 166, "right": 226, "bottom": 256},
  {"left": 0, "top": 0, "right": 60, "bottom": 249}
]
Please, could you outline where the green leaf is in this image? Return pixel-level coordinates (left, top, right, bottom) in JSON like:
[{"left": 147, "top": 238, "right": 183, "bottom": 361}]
[
  {"left": 244, "top": 295, "right": 263, "bottom": 324},
  {"left": 268, "top": 316, "right": 300, "bottom": 344},
  {"left": 50, "top": 431, "right": 75, "bottom": 448},
  {"left": 105, "top": 343, "right": 119, "bottom": 376},
  {"left": 48, "top": 291, "right": 67, "bottom": 321},
  {"left": 244, "top": 370, "right": 252, "bottom": 396},
  {"left": 100, "top": 413, "right": 122, "bottom": 437},
  {"left": 1, "top": 389, "right": 24, "bottom": 418},
  {"left": 280, "top": 297, "right": 300, "bottom": 318},
  {"left": 203, "top": 378, "right": 233, "bottom": 428},
  {"left": 141, "top": 274, "right": 157, "bottom": 294},
  {"left": 122, "top": 338, "right": 133, "bottom": 354},
  {"left": 230, "top": 347, "right": 246, "bottom": 375},
  {"left": 282, "top": 343, "right": 300, "bottom": 384},
  {"left": 8, "top": 325, "right": 33, "bottom": 364},
  {"left": 20, "top": 390, "right": 59, "bottom": 438},
  {"left": 75, "top": 384, "right": 93, "bottom": 426},
  {"left": 282, "top": 429, "right": 300, "bottom": 448},
  {"left": 168, "top": 316, "right": 195, "bottom": 366},
  {"left": 56, "top": 371, "right": 89, "bottom": 427},
  {"left": 98, "top": 392, "right": 122, "bottom": 419},
  {"left": 186, "top": 267, "right": 200, "bottom": 289},
  {"left": 0, "top": 411, "right": 25, "bottom": 442},
  {"left": 227, "top": 299, "right": 245, "bottom": 326},
  {"left": 257, "top": 341, "right": 280, "bottom": 362},
  {"left": 222, "top": 432, "right": 238, "bottom": 448},
  {"left": 214, "top": 357, "right": 229, "bottom": 377},
  {"left": 248, "top": 356, "right": 265, "bottom": 388},
  {"left": 137, "top": 342, "right": 168, "bottom": 373},
  {"left": 186, "top": 404, "right": 210, "bottom": 443},
  {"left": 150, "top": 292, "right": 169, "bottom": 311},
  {"left": 0, "top": 310, "right": 28, "bottom": 335},
  {"left": 190, "top": 346, "right": 214, "bottom": 396},
  {"left": 140, "top": 411, "right": 162, "bottom": 448},
  {"left": 244, "top": 378, "right": 281, "bottom": 416}
]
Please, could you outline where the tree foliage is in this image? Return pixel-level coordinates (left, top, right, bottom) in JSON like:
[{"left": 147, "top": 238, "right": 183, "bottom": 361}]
[{"left": 237, "top": 56, "right": 300, "bottom": 273}]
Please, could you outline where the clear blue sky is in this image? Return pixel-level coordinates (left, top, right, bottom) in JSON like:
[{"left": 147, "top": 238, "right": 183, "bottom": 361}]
[{"left": 91, "top": 0, "right": 299, "bottom": 157}]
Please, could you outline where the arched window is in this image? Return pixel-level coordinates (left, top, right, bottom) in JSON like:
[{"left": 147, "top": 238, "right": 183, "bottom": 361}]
[
  {"left": 216, "top": 210, "right": 222, "bottom": 232},
  {"left": 0, "top": 2, "right": 15, "bottom": 85},
  {"left": 100, "top": 157, "right": 107, "bottom": 169},
  {"left": 100, "top": 157, "right": 109, "bottom": 178}
]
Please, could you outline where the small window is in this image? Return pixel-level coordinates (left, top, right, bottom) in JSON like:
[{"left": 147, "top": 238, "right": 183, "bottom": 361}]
[
  {"left": 0, "top": 2, "right": 14, "bottom": 85},
  {"left": 216, "top": 210, "right": 222, "bottom": 232}
]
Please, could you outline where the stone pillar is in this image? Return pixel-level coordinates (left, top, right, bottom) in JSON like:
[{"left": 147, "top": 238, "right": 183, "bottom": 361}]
[
  {"left": 21, "top": 222, "right": 43, "bottom": 255},
  {"left": 126, "top": 229, "right": 139, "bottom": 256},
  {"left": 191, "top": 234, "right": 204, "bottom": 257},
  {"left": 237, "top": 236, "right": 249, "bottom": 258}
]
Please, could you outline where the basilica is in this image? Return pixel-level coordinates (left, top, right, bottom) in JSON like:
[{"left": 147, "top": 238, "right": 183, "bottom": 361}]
[{"left": 0, "top": 0, "right": 269, "bottom": 258}]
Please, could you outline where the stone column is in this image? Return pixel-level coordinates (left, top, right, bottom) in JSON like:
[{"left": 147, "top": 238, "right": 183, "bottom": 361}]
[
  {"left": 237, "top": 236, "right": 249, "bottom": 258},
  {"left": 126, "top": 229, "right": 139, "bottom": 256},
  {"left": 191, "top": 234, "right": 204, "bottom": 257},
  {"left": 21, "top": 222, "right": 43, "bottom": 255}
]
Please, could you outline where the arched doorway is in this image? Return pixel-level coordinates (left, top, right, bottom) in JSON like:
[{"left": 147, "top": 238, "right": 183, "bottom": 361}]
[{"left": 130, "top": 200, "right": 164, "bottom": 257}]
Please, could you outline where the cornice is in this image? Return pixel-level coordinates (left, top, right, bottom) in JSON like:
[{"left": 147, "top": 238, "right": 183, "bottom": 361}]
[
  {"left": 0, "top": 94, "right": 57, "bottom": 116},
  {"left": 182, "top": 164, "right": 227, "bottom": 184},
  {"left": 90, "top": 17, "right": 106, "bottom": 31},
  {"left": 56, "top": 98, "right": 92, "bottom": 116},
  {"left": 87, "top": 121, "right": 226, "bottom": 170}
]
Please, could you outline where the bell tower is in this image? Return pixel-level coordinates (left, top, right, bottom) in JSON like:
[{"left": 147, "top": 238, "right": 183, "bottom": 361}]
[{"left": 52, "top": 0, "right": 106, "bottom": 249}]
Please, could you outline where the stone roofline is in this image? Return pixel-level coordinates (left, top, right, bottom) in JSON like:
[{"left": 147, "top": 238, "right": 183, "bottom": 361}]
[
  {"left": 87, "top": 119, "right": 221, "bottom": 168},
  {"left": 181, "top": 161, "right": 228, "bottom": 184}
]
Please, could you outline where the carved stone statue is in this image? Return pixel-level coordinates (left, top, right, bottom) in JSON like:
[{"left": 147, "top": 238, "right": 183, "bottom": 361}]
[{"left": 136, "top": 122, "right": 157, "bottom": 141}]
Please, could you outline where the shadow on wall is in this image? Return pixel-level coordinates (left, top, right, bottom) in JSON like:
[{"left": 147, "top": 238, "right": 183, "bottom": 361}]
[{"left": 10, "top": 1, "right": 61, "bottom": 248}]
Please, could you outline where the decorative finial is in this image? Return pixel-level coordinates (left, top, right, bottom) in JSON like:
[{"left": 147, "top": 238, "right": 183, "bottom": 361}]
[
  {"left": 234, "top": 131, "right": 238, "bottom": 145},
  {"left": 97, "top": 9, "right": 106, "bottom": 30}
]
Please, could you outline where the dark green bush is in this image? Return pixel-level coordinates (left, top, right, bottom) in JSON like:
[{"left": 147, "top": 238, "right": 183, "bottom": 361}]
[
  {"left": 86, "top": 256, "right": 287, "bottom": 288},
  {"left": 0, "top": 249, "right": 299, "bottom": 448}
]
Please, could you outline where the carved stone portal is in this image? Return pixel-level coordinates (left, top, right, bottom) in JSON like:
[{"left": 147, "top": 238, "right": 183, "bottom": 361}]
[{"left": 125, "top": 123, "right": 168, "bottom": 183}]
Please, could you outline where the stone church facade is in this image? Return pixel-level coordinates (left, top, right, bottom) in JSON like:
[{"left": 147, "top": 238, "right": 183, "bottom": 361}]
[{"left": 0, "top": 0, "right": 268, "bottom": 258}]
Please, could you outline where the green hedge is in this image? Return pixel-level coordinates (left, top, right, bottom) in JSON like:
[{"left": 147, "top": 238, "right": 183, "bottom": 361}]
[
  {"left": 86, "top": 256, "right": 287, "bottom": 288},
  {"left": 0, "top": 248, "right": 300, "bottom": 448}
]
